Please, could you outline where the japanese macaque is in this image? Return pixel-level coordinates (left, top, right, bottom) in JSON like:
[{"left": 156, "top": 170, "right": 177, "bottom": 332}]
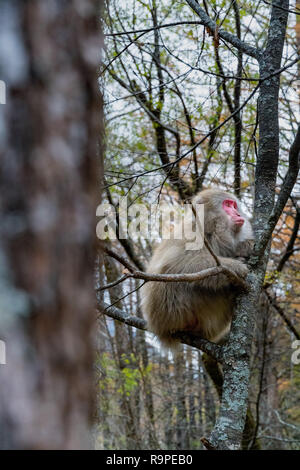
[{"left": 141, "top": 188, "right": 253, "bottom": 348}]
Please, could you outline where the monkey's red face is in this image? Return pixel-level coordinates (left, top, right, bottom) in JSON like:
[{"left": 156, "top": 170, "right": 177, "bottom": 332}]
[{"left": 222, "top": 199, "right": 244, "bottom": 228}]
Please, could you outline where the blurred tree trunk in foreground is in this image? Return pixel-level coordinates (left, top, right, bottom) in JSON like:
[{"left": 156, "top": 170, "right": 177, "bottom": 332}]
[{"left": 0, "top": 0, "right": 103, "bottom": 449}]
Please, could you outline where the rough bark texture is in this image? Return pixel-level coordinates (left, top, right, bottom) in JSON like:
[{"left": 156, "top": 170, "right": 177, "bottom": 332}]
[
  {"left": 202, "top": 354, "right": 261, "bottom": 450},
  {"left": 207, "top": 0, "right": 290, "bottom": 450},
  {"left": 0, "top": 0, "right": 102, "bottom": 449}
]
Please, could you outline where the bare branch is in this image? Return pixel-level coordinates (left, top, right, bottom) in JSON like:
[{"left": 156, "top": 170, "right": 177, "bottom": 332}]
[
  {"left": 100, "top": 245, "right": 136, "bottom": 272},
  {"left": 98, "top": 301, "right": 223, "bottom": 361},
  {"left": 99, "top": 301, "right": 147, "bottom": 330},
  {"left": 105, "top": 56, "right": 299, "bottom": 191},
  {"left": 185, "top": 0, "right": 260, "bottom": 59},
  {"left": 262, "top": 0, "right": 300, "bottom": 15},
  {"left": 105, "top": 82, "right": 261, "bottom": 189},
  {"left": 98, "top": 274, "right": 130, "bottom": 292},
  {"left": 264, "top": 289, "right": 300, "bottom": 340},
  {"left": 255, "top": 124, "right": 300, "bottom": 259},
  {"left": 273, "top": 126, "right": 300, "bottom": 225},
  {"left": 100, "top": 245, "right": 248, "bottom": 290},
  {"left": 101, "top": 30, "right": 148, "bottom": 75},
  {"left": 277, "top": 209, "right": 300, "bottom": 272},
  {"left": 104, "top": 21, "right": 205, "bottom": 37},
  {"left": 105, "top": 184, "right": 146, "bottom": 271},
  {"left": 108, "top": 69, "right": 193, "bottom": 199}
]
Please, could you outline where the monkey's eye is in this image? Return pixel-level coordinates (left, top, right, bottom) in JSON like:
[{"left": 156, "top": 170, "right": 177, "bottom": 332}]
[{"left": 223, "top": 199, "right": 237, "bottom": 209}]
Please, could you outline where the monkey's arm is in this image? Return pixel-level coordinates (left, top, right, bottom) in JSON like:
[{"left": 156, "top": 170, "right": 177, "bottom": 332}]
[
  {"left": 191, "top": 255, "right": 248, "bottom": 291},
  {"left": 175, "top": 250, "right": 248, "bottom": 291}
]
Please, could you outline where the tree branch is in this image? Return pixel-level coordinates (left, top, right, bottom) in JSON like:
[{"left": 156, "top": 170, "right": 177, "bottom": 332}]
[
  {"left": 99, "top": 301, "right": 147, "bottom": 330},
  {"left": 185, "top": 0, "right": 260, "bottom": 59},
  {"left": 105, "top": 82, "right": 261, "bottom": 189},
  {"left": 276, "top": 208, "right": 300, "bottom": 272},
  {"left": 272, "top": 125, "right": 300, "bottom": 226},
  {"left": 207, "top": 0, "right": 290, "bottom": 450},
  {"left": 108, "top": 69, "right": 193, "bottom": 199},
  {"left": 105, "top": 184, "right": 146, "bottom": 271},
  {"left": 98, "top": 301, "right": 223, "bottom": 362},
  {"left": 104, "top": 21, "right": 205, "bottom": 37},
  {"left": 100, "top": 245, "right": 248, "bottom": 291},
  {"left": 264, "top": 289, "right": 300, "bottom": 340},
  {"left": 254, "top": 124, "right": 300, "bottom": 260}
]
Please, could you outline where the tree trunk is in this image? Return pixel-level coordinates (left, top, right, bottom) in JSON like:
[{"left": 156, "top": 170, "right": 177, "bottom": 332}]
[
  {"left": 174, "top": 348, "right": 190, "bottom": 449},
  {"left": 0, "top": 0, "right": 102, "bottom": 450}
]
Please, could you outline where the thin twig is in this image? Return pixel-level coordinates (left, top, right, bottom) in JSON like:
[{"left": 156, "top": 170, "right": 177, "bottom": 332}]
[{"left": 98, "top": 274, "right": 130, "bottom": 291}]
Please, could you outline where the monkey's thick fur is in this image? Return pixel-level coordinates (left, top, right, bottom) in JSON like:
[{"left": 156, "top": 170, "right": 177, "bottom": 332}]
[{"left": 141, "top": 189, "right": 253, "bottom": 348}]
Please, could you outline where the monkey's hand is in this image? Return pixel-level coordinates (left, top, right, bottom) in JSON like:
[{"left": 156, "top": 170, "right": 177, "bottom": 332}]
[
  {"left": 198, "top": 257, "right": 248, "bottom": 291},
  {"left": 220, "top": 257, "right": 249, "bottom": 278},
  {"left": 235, "top": 239, "right": 254, "bottom": 261}
]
